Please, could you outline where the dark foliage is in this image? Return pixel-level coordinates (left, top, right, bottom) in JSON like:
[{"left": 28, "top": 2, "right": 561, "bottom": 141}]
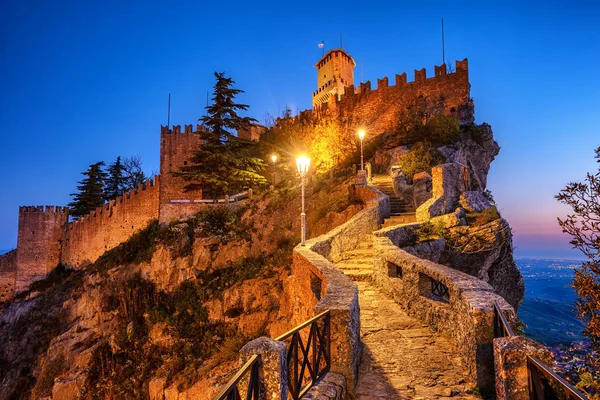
[
  {"left": 68, "top": 161, "right": 107, "bottom": 218},
  {"left": 122, "top": 156, "right": 149, "bottom": 191},
  {"left": 174, "top": 72, "right": 267, "bottom": 197},
  {"left": 556, "top": 146, "right": 600, "bottom": 394},
  {"left": 104, "top": 156, "right": 127, "bottom": 201}
]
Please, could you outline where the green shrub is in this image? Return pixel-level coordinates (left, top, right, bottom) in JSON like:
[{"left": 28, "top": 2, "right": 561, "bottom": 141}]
[
  {"left": 428, "top": 114, "right": 461, "bottom": 144},
  {"left": 398, "top": 142, "right": 444, "bottom": 181},
  {"left": 415, "top": 221, "right": 448, "bottom": 243},
  {"left": 466, "top": 207, "right": 500, "bottom": 227}
]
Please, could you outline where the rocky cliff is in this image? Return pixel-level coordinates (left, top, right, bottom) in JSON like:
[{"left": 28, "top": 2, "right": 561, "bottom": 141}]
[{"left": 0, "top": 177, "right": 363, "bottom": 400}]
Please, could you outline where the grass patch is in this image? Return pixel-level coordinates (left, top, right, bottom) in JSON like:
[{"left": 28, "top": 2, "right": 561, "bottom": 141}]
[
  {"left": 466, "top": 207, "right": 500, "bottom": 227},
  {"left": 414, "top": 221, "right": 448, "bottom": 243}
]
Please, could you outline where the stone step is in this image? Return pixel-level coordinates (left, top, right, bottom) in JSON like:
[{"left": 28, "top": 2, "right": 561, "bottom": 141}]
[
  {"left": 344, "top": 270, "right": 373, "bottom": 282},
  {"left": 383, "top": 214, "right": 417, "bottom": 227},
  {"left": 340, "top": 248, "right": 374, "bottom": 258},
  {"left": 339, "top": 256, "right": 374, "bottom": 265},
  {"left": 336, "top": 261, "right": 374, "bottom": 270},
  {"left": 355, "top": 241, "right": 373, "bottom": 250}
]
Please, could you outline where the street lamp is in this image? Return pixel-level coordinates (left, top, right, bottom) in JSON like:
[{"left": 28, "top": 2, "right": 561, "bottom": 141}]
[
  {"left": 296, "top": 156, "right": 310, "bottom": 246},
  {"left": 358, "top": 129, "right": 366, "bottom": 171},
  {"left": 270, "top": 154, "right": 278, "bottom": 186}
]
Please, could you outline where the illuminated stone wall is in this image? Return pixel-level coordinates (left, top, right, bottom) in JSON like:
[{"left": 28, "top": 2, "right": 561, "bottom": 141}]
[
  {"left": 159, "top": 125, "right": 205, "bottom": 223},
  {"left": 313, "top": 49, "right": 356, "bottom": 107},
  {"left": 0, "top": 250, "right": 17, "bottom": 302},
  {"left": 15, "top": 206, "right": 68, "bottom": 292},
  {"left": 61, "top": 178, "right": 160, "bottom": 268}
]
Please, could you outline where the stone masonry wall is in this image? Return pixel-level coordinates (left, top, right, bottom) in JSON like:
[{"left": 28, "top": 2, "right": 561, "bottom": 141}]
[
  {"left": 372, "top": 225, "right": 515, "bottom": 393},
  {"left": 16, "top": 206, "right": 68, "bottom": 292},
  {"left": 159, "top": 125, "right": 205, "bottom": 223},
  {"left": 307, "top": 59, "right": 470, "bottom": 137},
  {"left": 0, "top": 250, "right": 17, "bottom": 302},
  {"left": 286, "top": 184, "right": 390, "bottom": 395},
  {"left": 61, "top": 178, "right": 160, "bottom": 268}
]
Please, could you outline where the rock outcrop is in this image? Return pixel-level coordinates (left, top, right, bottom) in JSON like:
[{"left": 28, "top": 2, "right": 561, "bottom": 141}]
[
  {"left": 437, "top": 124, "right": 500, "bottom": 190},
  {"left": 440, "top": 218, "right": 525, "bottom": 309},
  {"left": 0, "top": 177, "right": 365, "bottom": 399}
]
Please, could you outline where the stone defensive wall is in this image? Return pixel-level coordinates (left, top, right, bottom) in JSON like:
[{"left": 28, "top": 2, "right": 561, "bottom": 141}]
[
  {"left": 288, "top": 183, "right": 390, "bottom": 395},
  {"left": 61, "top": 177, "right": 160, "bottom": 267},
  {"left": 372, "top": 222, "right": 515, "bottom": 392},
  {"left": 159, "top": 125, "right": 205, "bottom": 223},
  {"left": 0, "top": 250, "right": 17, "bottom": 302},
  {"left": 299, "top": 59, "right": 470, "bottom": 137},
  {"left": 16, "top": 206, "right": 69, "bottom": 292}
]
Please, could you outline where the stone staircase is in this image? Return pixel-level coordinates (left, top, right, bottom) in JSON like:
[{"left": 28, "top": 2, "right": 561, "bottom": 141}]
[
  {"left": 370, "top": 174, "right": 416, "bottom": 225},
  {"left": 336, "top": 234, "right": 374, "bottom": 282},
  {"left": 335, "top": 234, "right": 479, "bottom": 399}
]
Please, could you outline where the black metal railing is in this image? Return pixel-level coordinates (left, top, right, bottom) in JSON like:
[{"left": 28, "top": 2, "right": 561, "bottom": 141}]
[
  {"left": 527, "top": 356, "right": 587, "bottom": 400},
  {"left": 431, "top": 278, "right": 449, "bottom": 302},
  {"left": 493, "top": 299, "right": 515, "bottom": 338},
  {"left": 214, "top": 354, "right": 262, "bottom": 400},
  {"left": 275, "top": 310, "right": 331, "bottom": 399},
  {"left": 493, "top": 301, "right": 588, "bottom": 400}
]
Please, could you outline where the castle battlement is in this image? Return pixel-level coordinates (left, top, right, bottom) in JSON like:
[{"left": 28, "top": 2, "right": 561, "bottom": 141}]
[
  {"left": 160, "top": 124, "right": 206, "bottom": 135},
  {"left": 313, "top": 59, "right": 470, "bottom": 117},
  {"left": 67, "top": 176, "right": 160, "bottom": 229},
  {"left": 19, "top": 205, "right": 69, "bottom": 214}
]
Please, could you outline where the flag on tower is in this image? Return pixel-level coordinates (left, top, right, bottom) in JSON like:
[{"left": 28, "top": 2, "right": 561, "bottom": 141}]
[{"left": 318, "top": 41, "right": 324, "bottom": 49}]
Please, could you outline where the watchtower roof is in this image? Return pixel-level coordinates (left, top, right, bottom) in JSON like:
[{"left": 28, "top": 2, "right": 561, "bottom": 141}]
[{"left": 314, "top": 48, "right": 356, "bottom": 68}]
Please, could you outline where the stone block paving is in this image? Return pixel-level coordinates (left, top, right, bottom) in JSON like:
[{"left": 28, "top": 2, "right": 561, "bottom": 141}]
[
  {"left": 336, "top": 219, "right": 480, "bottom": 399},
  {"left": 355, "top": 281, "right": 480, "bottom": 399}
]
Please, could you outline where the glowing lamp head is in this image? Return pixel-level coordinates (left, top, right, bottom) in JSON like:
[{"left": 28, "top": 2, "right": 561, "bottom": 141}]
[
  {"left": 271, "top": 154, "right": 277, "bottom": 163},
  {"left": 296, "top": 156, "right": 310, "bottom": 175},
  {"left": 358, "top": 129, "right": 366, "bottom": 140}
]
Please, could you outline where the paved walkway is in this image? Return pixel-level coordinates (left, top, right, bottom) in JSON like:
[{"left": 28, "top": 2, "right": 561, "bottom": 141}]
[{"left": 336, "top": 176, "right": 479, "bottom": 399}]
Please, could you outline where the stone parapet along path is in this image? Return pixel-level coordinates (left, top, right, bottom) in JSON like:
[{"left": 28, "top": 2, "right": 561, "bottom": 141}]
[{"left": 336, "top": 184, "right": 480, "bottom": 399}]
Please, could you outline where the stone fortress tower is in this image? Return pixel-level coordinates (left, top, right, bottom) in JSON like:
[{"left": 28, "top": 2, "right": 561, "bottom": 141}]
[
  {"left": 0, "top": 48, "right": 471, "bottom": 302},
  {"left": 312, "top": 49, "right": 356, "bottom": 108}
]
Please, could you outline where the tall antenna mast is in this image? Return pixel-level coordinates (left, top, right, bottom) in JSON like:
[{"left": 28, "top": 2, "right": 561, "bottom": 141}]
[
  {"left": 361, "top": 58, "right": 364, "bottom": 83},
  {"left": 167, "top": 93, "right": 171, "bottom": 129},
  {"left": 442, "top": 17, "right": 445, "bottom": 64}
]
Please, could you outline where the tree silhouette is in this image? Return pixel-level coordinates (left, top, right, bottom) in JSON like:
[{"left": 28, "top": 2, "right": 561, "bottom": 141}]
[
  {"left": 556, "top": 146, "right": 600, "bottom": 390},
  {"left": 68, "top": 161, "right": 107, "bottom": 218},
  {"left": 174, "top": 72, "right": 266, "bottom": 197}
]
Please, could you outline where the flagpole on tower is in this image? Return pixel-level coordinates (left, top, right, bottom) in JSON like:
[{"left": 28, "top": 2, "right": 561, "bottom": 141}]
[
  {"left": 319, "top": 40, "right": 325, "bottom": 56},
  {"left": 442, "top": 17, "right": 445, "bottom": 65}
]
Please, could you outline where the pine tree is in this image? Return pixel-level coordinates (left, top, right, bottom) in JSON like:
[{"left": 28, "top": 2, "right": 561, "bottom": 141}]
[
  {"left": 104, "top": 156, "right": 126, "bottom": 201},
  {"left": 68, "top": 162, "right": 107, "bottom": 218},
  {"left": 174, "top": 72, "right": 267, "bottom": 197}
]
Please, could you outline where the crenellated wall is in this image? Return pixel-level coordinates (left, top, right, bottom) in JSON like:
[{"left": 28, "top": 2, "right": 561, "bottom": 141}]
[
  {"left": 15, "top": 206, "right": 69, "bottom": 292},
  {"left": 303, "top": 59, "right": 470, "bottom": 135},
  {"left": 0, "top": 250, "right": 17, "bottom": 302},
  {"left": 159, "top": 125, "right": 205, "bottom": 223},
  {"left": 61, "top": 178, "right": 160, "bottom": 267}
]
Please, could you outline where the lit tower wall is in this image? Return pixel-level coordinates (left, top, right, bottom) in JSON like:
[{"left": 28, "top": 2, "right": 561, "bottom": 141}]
[{"left": 312, "top": 49, "right": 356, "bottom": 108}]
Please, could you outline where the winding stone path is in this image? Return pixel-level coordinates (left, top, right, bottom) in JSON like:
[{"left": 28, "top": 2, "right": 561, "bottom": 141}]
[{"left": 336, "top": 188, "right": 480, "bottom": 398}]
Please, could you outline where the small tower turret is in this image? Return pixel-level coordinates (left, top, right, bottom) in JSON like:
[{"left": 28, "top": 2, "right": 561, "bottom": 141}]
[{"left": 312, "top": 49, "right": 356, "bottom": 108}]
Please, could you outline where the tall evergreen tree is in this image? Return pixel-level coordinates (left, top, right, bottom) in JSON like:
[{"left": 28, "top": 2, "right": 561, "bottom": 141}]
[
  {"left": 174, "top": 72, "right": 267, "bottom": 197},
  {"left": 68, "top": 161, "right": 107, "bottom": 218},
  {"left": 104, "top": 156, "right": 127, "bottom": 201}
]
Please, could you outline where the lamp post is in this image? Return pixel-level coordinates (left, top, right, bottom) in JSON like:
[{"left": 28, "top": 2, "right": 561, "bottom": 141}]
[
  {"left": 358, "top": 129, "right": 366, "bottom": 171},
  {"left": 296, "top": 156, "right": 310, "bottom": 246},
  {"left": 270, "top": 154, "right": 277, "bottom": 186}
]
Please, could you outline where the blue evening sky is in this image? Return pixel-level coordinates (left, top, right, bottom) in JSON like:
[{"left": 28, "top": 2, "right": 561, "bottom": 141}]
[{"left": 0, "top": 1, "right": 598, "bottom": 259}]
